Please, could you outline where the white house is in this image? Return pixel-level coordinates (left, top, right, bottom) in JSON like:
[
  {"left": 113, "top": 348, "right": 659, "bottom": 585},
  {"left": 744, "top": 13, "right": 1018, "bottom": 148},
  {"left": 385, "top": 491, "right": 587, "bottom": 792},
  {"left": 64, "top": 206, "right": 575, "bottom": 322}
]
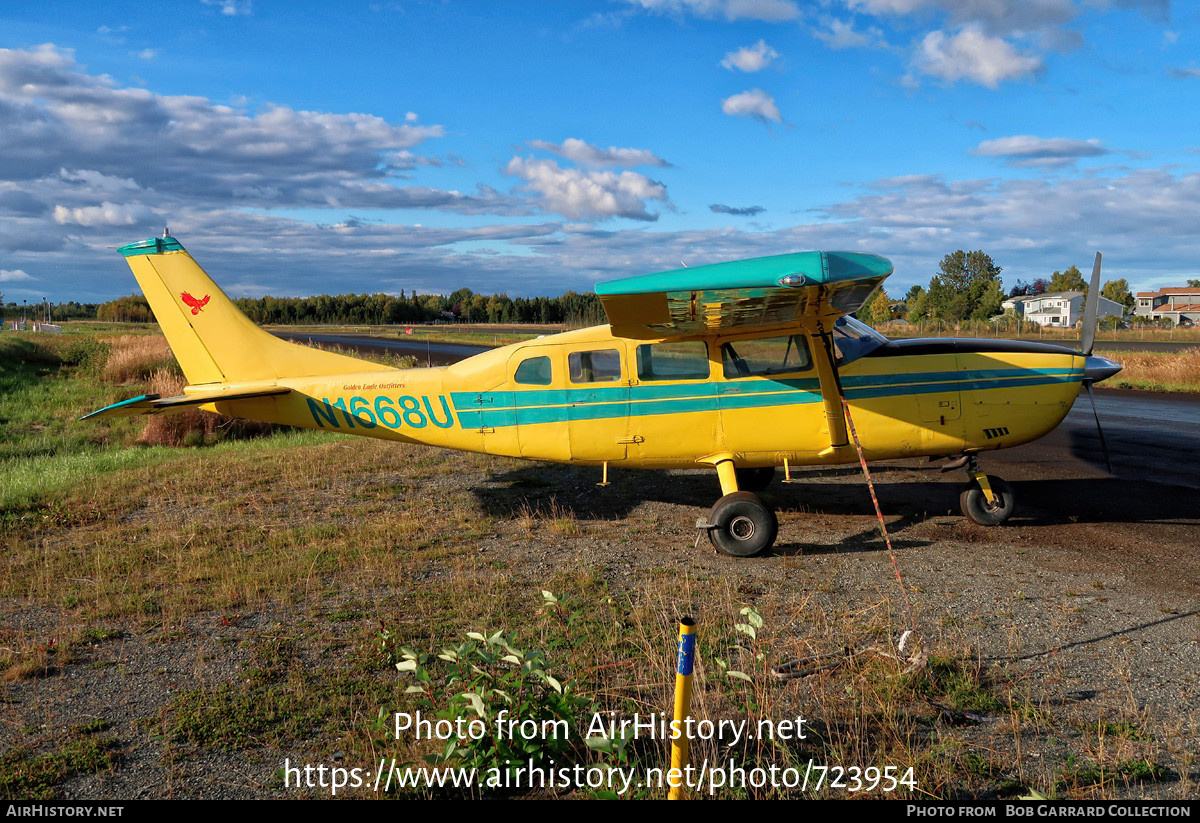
[{"left": 1001, "top": 291, "right": 1124, "bottom": 328}]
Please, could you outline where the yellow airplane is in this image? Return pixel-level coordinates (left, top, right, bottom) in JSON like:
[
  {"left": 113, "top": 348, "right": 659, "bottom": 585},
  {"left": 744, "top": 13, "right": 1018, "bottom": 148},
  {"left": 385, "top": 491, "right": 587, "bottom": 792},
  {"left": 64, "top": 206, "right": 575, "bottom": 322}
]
[{"left": 85, "top": 233, "right": 1121, "bottom": 557}]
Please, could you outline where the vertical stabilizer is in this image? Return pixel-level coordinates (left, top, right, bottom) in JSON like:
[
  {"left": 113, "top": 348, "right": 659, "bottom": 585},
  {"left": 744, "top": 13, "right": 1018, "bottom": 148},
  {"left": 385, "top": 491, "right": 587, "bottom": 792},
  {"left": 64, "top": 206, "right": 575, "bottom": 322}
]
[{"left": 119, "top": 234, "right": 392, "bottom": 385}]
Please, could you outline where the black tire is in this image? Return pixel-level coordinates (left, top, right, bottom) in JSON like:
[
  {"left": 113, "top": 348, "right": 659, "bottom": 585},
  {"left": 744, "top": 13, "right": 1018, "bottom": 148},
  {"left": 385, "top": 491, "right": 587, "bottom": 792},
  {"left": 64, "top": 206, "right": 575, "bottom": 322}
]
[
  {"left": 708, "top": 491, "right": 778, "bottom": 557},
  {"left": 735, "top": 466, "right": 776, "bottom": 493},
  {"left": 959, "top": 475, "right": 1015, "bottom": 526}
]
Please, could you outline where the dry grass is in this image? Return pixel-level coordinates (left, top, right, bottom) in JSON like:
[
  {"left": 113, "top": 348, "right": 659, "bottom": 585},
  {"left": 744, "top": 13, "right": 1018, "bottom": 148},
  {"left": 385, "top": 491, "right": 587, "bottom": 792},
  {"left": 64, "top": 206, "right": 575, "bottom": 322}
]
[
  {"left": 100, "top": 335, "right": 177, "bottom": 384},
  {"left": 516, "top": 497, "right": 582, "bottom": 537},
  {"left": 136, "top": 369, "right": 211, "bottom": 447},
  {"left": 93, "top": 338, "right": 278, "bottom": 447},
  {"left": 1109, "top": 348, "right": 1200, "bottom": 391}
]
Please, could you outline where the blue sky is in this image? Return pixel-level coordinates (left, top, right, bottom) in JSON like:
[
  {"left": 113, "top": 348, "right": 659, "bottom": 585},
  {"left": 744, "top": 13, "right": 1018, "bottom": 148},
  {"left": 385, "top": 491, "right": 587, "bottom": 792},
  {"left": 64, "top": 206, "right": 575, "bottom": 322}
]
[{"left": 1, "top": 0, "right": 1197, "bottom": 305}]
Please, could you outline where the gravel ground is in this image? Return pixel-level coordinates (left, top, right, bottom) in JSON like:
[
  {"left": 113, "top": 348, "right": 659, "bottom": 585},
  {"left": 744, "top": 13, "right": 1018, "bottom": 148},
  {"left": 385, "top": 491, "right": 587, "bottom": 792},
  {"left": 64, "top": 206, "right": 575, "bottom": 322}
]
[{"left": 3, "top": 446, "right": 1198, "bottom": 800}]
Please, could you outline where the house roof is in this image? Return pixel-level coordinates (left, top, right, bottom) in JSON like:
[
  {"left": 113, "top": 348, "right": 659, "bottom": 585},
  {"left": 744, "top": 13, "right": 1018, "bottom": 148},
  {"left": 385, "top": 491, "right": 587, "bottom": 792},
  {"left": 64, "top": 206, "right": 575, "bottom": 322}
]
[
  {"left": 1006, "top": 291, "right": 1083, "bottom": 302},
  {"left": 1136, "top": 287, "right": 1200, "bottom": 298},
  {"left": 1146, "top": 303, "right": 1200, "bottom": 312}
]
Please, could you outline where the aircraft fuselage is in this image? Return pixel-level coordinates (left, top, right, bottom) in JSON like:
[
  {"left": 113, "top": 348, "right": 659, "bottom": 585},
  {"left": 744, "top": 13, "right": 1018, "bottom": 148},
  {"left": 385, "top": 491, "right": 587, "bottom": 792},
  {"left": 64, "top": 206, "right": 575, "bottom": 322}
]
[{"left": 211, "top": 323, "right": 1085, "bottom": 470}]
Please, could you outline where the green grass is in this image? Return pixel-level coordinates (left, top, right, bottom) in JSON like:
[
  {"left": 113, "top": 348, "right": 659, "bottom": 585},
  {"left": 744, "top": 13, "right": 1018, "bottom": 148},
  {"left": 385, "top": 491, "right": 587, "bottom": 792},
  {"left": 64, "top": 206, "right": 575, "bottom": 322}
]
[
  {"left": 0, "top": 721, "right": 120, "bottom": 800},
  {"left": 1, "top": 427, "right": 330, "bottom": 512}
]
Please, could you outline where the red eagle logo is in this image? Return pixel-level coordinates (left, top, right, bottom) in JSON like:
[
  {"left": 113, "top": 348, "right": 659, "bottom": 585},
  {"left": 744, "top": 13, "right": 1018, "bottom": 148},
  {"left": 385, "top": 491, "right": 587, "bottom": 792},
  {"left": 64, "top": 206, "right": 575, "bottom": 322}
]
[{"left": 181, "top": 292, "right": 210, "bottom": 315}]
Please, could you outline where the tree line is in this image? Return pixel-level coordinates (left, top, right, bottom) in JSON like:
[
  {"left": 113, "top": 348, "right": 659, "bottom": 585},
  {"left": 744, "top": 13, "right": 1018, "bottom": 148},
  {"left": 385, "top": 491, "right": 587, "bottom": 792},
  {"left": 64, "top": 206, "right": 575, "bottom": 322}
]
[
  {"left": 89, "top": 288, "right": 607, "bottom": 326},
  {"left": 856, "top": 249, "right": 1140, "bottom": 327}
]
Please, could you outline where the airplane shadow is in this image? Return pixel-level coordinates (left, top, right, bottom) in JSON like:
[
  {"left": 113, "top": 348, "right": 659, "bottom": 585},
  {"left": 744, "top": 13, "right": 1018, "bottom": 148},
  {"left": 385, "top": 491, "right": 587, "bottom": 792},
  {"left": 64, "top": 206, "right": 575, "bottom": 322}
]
[
  {"left": 471, "top": 463, "right": 953, "bottom": 557},
  {"left": 471, "top": 453, "right": 1198, "bottom": 554}
]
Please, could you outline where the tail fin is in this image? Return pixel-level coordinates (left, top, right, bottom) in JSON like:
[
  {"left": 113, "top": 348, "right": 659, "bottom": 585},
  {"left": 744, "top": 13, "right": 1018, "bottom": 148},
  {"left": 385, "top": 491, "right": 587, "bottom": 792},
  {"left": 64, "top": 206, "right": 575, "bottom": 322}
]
[{"left": 119, "top": 234, "right": 392, "bottom": 385}]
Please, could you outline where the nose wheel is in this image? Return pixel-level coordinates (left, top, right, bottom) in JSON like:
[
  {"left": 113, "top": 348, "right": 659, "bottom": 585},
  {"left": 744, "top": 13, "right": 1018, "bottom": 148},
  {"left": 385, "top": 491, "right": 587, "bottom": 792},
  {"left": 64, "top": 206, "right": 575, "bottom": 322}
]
[{"left": 959, "top": 459, "right": 1015, "bottom": 526}]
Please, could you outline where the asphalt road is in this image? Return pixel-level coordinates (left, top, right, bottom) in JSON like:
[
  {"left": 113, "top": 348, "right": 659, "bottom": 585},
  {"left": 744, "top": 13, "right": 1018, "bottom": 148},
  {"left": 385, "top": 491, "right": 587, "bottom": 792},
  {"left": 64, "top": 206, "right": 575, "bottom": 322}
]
[{"left": 270, "top": 331, "right": 490, "bottom": 365}]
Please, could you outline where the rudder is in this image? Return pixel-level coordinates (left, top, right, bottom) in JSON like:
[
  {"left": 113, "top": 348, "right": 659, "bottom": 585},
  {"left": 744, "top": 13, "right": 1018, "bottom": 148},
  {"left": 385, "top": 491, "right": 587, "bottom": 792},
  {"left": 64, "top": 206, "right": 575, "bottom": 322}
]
[{"left": 119, "top": 234, "right": 391, "bottom": 385}]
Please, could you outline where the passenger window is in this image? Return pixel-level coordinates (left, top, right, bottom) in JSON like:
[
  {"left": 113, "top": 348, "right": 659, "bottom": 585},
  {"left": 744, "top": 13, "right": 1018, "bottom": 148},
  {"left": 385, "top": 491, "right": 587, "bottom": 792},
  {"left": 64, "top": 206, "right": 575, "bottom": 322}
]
[
  {"left": 721, "top": 335, "right": 812, "bottom": 378},
  {"left": 636, "top": 341, "right": 709, "bottom": 381},
  {"left": 568, "top": 349, "right": 621, "bottom": 383},
  {"left": 514, "top": 356, "right": 552, "bottom": 386}
]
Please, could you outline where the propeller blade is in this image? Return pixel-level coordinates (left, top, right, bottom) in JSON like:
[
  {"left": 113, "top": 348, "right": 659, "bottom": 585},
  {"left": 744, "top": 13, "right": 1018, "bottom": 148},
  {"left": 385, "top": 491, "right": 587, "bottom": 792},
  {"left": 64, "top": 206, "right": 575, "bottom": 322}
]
[
  {"left": 1080, "top": 251, "right": 1102, "bottom": 356},
  {"left": 1084, "top": 380, "right": 1113, "bottom": 474}
]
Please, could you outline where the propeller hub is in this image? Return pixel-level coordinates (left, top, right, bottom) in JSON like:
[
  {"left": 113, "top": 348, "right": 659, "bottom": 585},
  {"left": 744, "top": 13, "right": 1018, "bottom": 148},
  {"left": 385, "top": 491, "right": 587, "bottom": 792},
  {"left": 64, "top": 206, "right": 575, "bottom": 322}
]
[{"left": 1084, "top": 354, "right": 1122, "bottom": 384}]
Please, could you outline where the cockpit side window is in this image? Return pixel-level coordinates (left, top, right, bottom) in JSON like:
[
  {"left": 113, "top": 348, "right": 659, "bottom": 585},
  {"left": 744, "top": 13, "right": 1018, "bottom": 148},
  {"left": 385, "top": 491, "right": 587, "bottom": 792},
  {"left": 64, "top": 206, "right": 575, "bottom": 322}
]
[
  {"left": 568, "top": 349, "right": 622, "bottom": 383},
  {"left": 721, "top": 335, "right": 812, "bottom": 379},
  {"left": 636, "top": 340, "right": 709, "bottom": 381},
  {"left": 514, "top": 356, "right": 552, "bottom": 386}
]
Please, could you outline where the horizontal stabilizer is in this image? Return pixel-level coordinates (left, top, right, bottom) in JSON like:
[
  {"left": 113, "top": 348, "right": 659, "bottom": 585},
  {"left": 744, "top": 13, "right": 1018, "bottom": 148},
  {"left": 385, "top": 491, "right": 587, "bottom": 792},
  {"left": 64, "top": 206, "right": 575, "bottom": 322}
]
[{"left": 81, "top": 386, "right": 291, "bottom": 420}]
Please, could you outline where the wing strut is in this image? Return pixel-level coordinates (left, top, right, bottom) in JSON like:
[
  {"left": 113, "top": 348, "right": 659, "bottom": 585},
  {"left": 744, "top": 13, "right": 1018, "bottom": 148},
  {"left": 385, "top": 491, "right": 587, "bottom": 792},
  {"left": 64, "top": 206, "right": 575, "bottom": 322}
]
[{"left": 813, "top": 321, "right": 850, "bottom": 453}]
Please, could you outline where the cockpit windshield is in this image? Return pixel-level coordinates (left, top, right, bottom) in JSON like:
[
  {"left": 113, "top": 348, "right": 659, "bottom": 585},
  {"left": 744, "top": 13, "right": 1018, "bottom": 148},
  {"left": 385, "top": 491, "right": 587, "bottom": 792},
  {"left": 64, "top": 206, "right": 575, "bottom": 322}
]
[{"left": 831, "top": 315, "right": 889, "bottom": 366}]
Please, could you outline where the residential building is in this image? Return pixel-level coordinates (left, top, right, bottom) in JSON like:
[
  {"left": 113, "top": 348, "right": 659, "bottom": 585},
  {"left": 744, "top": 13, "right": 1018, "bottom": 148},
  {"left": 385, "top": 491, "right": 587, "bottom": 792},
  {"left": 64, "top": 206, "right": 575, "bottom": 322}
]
[
  {"left": 1001, "top": 291, "right": 1123, "bottom": 328},
  {"left": 1134, "top": 286, "right": 1200, "bottom": 325}
]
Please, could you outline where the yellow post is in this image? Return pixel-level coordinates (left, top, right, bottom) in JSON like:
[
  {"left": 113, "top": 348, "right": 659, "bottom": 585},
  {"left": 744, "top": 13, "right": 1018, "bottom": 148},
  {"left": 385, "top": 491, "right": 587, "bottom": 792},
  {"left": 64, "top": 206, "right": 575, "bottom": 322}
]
[{"left": 668, "top": 617, "right": 697, "bottom": 800}]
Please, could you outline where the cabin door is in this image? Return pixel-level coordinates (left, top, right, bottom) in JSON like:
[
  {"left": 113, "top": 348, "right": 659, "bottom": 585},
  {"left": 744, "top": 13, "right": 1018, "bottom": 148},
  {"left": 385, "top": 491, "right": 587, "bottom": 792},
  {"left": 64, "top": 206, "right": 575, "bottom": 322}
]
[{"left": 507, "top": 349, "right": 572, "bottom": 462}]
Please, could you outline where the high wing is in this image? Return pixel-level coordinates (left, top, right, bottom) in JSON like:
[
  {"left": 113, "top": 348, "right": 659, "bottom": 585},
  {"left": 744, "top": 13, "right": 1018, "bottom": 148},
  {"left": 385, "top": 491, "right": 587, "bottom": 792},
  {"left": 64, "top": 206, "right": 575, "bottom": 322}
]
[
  {"left": 594, "top": 250, "right": 892, "bottom": 339},
  {"left": 81, "top": 386, "right": 291, "bottom": 420}
]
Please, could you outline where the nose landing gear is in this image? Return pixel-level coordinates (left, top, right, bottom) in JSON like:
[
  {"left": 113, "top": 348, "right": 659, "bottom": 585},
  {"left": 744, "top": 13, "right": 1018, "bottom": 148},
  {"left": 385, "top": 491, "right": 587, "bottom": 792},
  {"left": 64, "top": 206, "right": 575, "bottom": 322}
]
[{"left": 959, "top": 455, "right": 1015, "bottom": 526}]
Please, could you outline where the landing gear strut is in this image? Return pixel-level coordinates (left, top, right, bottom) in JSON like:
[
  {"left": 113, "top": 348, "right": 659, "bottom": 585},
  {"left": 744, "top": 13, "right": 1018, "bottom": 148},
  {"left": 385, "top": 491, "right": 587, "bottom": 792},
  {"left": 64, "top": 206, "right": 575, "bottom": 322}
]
[
  {"left": 700, "top": 458, "right": 779, "bottom": 557},
  {"left": 959, "top": 455, "right": 1015, "bottom": 526}
]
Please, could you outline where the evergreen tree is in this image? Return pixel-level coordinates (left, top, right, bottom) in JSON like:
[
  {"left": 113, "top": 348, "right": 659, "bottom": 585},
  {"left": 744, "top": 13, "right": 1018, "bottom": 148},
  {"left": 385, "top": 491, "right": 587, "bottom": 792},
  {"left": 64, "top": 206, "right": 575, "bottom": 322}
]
[{"left": 925, "top": 250, "right": 1004, "bottom": 323}]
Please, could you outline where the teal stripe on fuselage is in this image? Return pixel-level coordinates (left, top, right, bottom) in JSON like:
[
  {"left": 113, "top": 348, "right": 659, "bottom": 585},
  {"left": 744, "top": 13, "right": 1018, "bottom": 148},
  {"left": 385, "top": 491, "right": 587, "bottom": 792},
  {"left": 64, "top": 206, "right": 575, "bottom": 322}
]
[{"left": 449, "top": 367, "right": 1083, "bottom": 429}]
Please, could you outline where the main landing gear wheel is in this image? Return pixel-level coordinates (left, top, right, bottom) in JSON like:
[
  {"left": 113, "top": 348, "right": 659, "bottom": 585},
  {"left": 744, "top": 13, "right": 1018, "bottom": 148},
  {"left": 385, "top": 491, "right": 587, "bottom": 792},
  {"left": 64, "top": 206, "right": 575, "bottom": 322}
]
[
  {"left": 960, "top": 475, "right": 1015, "bottom": 526},
  {"left": 734, "top": 466, "right": 776, "bottom": 493},
  {"left": 707, "top": 491, "right": 778, "bottom": 557}
]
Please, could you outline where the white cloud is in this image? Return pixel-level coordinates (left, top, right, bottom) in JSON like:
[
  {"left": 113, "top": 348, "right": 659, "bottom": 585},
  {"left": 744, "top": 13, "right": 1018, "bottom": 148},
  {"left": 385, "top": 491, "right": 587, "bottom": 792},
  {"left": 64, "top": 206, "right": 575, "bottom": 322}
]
[
  {"left": 59, "top": 168, "right": 142, "bottom": 193},
  {"left": 844, "top": 0, "right": 1075, "bottom": 37},
  {"left": 972, "top": 135, "right": 1110, "bottom": 167},
  {"left": 135, "top": 49, "right": 156, "bottom": 60},
  {"left": 720, "top": 88, "right": 782, "bottom": 123},
  {"left": 912, "top": 26, "right": 1043, "bottom": 88},
  {"left": 201, "top": 0, "right": 252, "bottom": 15},
  {"left": 721, "top": 40, "right": 779, "bottom": 72},
  {"left": 525, "top": 138, "right": 670, "bottom": 168},
  {"left": 13, "top": 164, "right": 1200, "bottom": 302},
  {"left": 626, "top": 0, "right": 799, "bottom": 22},
  {"left": 503, "top": 157, "right": 667, "bottom": 221},
  {"left": 0, "top": 269, "right": 34, "bottom": 282},
  {"left": 813, "top": 18, "right": 889, "bottom": 50},
  {"left": 0, "top": 44, "right": 528, "bottom": 220},
  {"left": 53, "top": 201, "right": 156, "bottom": 226}
]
